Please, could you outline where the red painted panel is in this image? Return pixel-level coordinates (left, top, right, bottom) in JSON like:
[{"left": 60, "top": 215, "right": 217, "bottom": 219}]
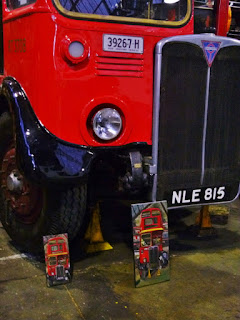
[{"left": 2, "top": 0, "right": 194, "bottom": 147}]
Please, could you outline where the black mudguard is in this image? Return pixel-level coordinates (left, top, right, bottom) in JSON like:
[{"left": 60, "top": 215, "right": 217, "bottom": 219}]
[{"left": 0, "top": 77, "right": 95, "bottom": 185}]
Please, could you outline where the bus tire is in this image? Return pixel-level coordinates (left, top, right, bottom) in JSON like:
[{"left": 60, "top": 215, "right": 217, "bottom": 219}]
[
  {"left": 46, "top": 276, "right": 54, "bottom": 287},
  {"left": 0, "top": 112, "right": 87, "bottom": 252},
  {"left": 140, "top": 268, "right": 148, "bottom": 280}
]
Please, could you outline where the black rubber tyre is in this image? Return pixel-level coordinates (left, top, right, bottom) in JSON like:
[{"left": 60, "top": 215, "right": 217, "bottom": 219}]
[
  {"left": 140, "top": 268, "right": 148, "bottom": 280},
  {"left": 0, "top": 112, "right": 87, "bottom": 252},
  {"left": 46, "top": 276, "right": 54, "bottom": 287}
]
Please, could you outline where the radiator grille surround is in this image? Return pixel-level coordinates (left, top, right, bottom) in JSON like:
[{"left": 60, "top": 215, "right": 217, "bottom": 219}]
[
  {"left": 152, "top": 35, "right": 240, "bottom": 207},
  {"left": 56, "top": 265, "right": 65, "bottom": 279},
  {"left": 149, "top": 246, "right": 159, "bottom": 265}
]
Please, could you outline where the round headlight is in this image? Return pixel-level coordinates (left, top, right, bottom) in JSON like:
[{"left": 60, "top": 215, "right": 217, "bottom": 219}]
[
  {"left": 68, "top": 41, "right": 84, "bottom": 58},
  {"left": 93, "top": 108, "right": 122, "bottom": 141}
]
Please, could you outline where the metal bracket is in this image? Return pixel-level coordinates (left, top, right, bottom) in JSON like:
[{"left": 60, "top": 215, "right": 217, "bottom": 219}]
[{"left": 129, "top": 151, "right": 143, "bottom": 188}]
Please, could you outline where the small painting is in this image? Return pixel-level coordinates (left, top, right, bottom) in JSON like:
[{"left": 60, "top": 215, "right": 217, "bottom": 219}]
[
  {"left": 43, "top": 233, "right": 71, "bottom": 287},
  {"left": 131, "top": 201, "right": 169, "bottom": 287}
]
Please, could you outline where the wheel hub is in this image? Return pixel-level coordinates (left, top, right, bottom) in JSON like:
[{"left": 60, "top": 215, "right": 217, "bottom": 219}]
[
  {"left": 6, "top": 170, "right": 24, "bottom": 193},
  {"left": 0, "top": 147, "right": 43, "bottom": 224}
]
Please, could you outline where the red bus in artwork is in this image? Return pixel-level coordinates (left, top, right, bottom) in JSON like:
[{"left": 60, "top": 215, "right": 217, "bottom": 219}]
[
  {"left": 140, "top": 207, "right": 164, "bottom": 231},
  {"left": 0, "top": 0, "right": 240, "bottom": 251},
  {"left": 138, "top": 207, "right": 168, "bottom": 279},
  {"left": 44, "top": 235, "right": 70, "bottom": 286},
  {"left": 138, "top": 227, "right": 168, "bottom": 279}
]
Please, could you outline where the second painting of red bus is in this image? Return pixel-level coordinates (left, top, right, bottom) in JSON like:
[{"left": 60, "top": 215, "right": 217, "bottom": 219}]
[{"left": 131, "top": 201, "right": 169, "bottom": 287}]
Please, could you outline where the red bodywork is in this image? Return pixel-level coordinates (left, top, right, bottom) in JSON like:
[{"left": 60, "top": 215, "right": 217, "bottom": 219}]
[
  {"left": 139, "top": 229, "right": 164, "bottom": 265},
  {"left": 1, "top": 0, "right": 193, "bottom": 147},
  {"left": 140, "top": 207, "right": 164, "bottom": 231},
  {"left": 45, "top": 235, "right": 70, "bottom": 281},
  {"left": 215, "top": 0, "right": 230, "bottom": 35}
]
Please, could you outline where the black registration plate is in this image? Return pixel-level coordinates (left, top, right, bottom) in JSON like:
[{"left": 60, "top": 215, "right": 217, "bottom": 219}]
[{"left": 169, "top": 185, "right": 233, "bottom": 207}]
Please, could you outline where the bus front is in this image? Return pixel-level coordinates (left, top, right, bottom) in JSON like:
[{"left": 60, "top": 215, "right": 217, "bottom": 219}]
[{"left": 1, "top": 0, "right": 240, "bottom": 250}]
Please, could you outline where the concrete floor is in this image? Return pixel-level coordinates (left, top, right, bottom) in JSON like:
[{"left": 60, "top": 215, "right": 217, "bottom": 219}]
[{"left": 0, "top": 199, "right": 240, "bottom": 320}]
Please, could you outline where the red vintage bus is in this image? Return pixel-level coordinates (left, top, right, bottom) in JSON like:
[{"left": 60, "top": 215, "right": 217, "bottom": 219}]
[
  {"left": 0, "top": 0, "right": 239, "bottom": 251},
  {"left": 138, "top": 207, "right": 167, "bottom": 278},
  {"left": 138, "top": 227, "right": 168, "bottom": 279},
  {"left": 44, "top": 235, "right": 70, "bottom": 286}
]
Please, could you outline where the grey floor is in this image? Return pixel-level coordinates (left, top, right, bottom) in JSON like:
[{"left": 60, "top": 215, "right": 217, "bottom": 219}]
[{"left": 0, "top": 198, "right": 240, "bottom": 320}]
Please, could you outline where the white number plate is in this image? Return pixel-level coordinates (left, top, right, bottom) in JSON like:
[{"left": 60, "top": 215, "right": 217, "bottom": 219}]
[{"left": 103, "top": 34, "right": 144, "bottom": 54}]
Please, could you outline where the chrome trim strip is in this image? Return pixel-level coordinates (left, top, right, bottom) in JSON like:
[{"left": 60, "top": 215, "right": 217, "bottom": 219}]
[
  {"left": 200, "top": 66, "right": 211, "bottom": 185},
  {"left": 154, "top": 34, "right": 240, "bottom": 54},
  {"left": 151, "top": 51, "right": 162, "bottom": 202}
]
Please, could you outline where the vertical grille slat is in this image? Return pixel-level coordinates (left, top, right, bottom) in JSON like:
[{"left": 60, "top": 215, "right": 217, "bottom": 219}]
[
  {"left": 56, "top": 265, "right": 64, "bottom": 278},
  {"left": 149, "top": 247, "right": 158, "bottom": 264}
]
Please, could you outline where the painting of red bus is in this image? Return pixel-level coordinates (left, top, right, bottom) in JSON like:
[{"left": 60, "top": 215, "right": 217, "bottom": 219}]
[
  {"left": 43, "top": 233, "right": 71, "bottom": 287},
  {"left": 131, "top": 201, "right": 169, "bottom": 288}
]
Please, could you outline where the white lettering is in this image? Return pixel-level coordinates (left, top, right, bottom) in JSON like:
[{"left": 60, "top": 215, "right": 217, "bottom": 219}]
[
  {"left": 204, "top": 188, "right": 212, "bottom": 200},
  {"left": 212, "top": 187, "right": 217, "bottom": 200},
  {"left": 217, "top": 186, "right": 225, "bottom": 200},
  {"left": 172, "top": 191, "right": 182, "bottom": 204},
  {"left": 182, "top": 190, "right": 191, "bottom": 203},
  {"left": 206, "top": 46, "right": 217, "bottom": 51},
  {"left": 171, "top": 186, "right": 226, "bottom": 205},
  {"left": 192, "top": 189, "right": 201, "bottom": 202}
]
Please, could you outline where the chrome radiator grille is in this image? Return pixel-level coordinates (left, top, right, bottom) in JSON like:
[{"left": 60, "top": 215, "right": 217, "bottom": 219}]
[{"left": 152, "top": 35, "right": 240, "bottom": 207}]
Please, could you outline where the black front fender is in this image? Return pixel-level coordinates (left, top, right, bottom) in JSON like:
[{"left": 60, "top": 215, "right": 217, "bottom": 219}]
[{"left": 0, "top": 77, "right": 95, "bottom": 185}]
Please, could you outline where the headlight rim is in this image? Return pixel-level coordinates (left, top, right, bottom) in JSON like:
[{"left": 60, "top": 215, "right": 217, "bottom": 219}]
[
  {"left": 92, "top": 107, "right": 123, "bottom": 141},
  {"left": 80, "top": 97, "right": 132, "bottom": 147}
]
